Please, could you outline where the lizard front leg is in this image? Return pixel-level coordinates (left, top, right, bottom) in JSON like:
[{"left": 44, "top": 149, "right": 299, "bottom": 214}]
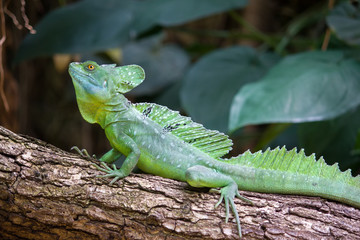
[
  {"left": 99, "top": 148, "right": 123, "bottom": 164},
  {"left": 185, "top": 165, "right": 252, "bottom": 239},
  {"left": 94, "top": 128, "right": 140, "bottom": 185}
]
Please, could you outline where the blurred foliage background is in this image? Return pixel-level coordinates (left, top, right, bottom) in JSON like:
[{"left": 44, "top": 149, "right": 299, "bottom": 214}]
[{"left": 1, "top": 0, "right": 359, "bottom": 174}]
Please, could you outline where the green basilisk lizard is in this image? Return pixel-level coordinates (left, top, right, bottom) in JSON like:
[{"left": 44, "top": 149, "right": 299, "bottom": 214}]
[{"left": 69, "top": 61, "right": 360, "bottom": 238}]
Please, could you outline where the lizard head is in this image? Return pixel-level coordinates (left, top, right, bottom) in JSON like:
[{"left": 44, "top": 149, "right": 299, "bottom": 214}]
[{"left": 69, "top": 61, "right": 145, "bottom": 123}]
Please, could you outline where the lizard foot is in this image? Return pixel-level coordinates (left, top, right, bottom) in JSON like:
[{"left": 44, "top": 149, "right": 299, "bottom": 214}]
[
  {"left": 92, "top": 162, "right": 125, "bottom": 185},
  {"left": 71, "top": 146, "right": 97, "bottom": 159},
  {"left": 214, "top": 183, "right": 253, "bottom": 239}
]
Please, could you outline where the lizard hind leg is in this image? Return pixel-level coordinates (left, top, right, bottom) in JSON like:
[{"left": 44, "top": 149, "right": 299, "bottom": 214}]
[{"left": 185, "top": 165, "right": 250, "bottom": 239}]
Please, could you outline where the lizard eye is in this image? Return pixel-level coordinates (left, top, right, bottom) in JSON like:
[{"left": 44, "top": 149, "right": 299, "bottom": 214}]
[{"left": 86, "top": 64, "right": 95, "bottom": 71}]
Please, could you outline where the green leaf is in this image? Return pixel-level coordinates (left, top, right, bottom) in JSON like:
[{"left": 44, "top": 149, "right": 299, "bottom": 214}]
[
  {"left": 229, "top": 50, "right": 360, "bottom": 132},
  {"left": 326, "top": 2, "right": 360, "bottom": 46},
  {"left": 15, "top": 0, "right": 136, "bottom": 62},
  {"left": 298, "top": 107, "right": 360, "bottom": 171},
  {"left": 122, "top": 34, "right": 190, "bottom": 96},
  {"left": 15, "top": 0, "right": 247, "bottom": 62},
  {"left": 180, "top": 46, "right": 279, "bottom": 133},
  {"left": 134, "top": 0, "right": 247, "bottom": 27}
]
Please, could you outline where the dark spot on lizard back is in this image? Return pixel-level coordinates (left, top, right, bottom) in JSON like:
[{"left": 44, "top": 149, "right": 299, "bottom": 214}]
[
  {"left": 143, "top": 106, "right": 152, "bottom": 117},
  {"left": 163, "top": 123, "right": 182, "bottom": 133}
]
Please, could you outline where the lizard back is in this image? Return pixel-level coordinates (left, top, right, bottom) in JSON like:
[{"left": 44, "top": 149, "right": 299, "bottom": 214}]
[{"left": 134, "top": 102, "right": 233, "bottom": 158}]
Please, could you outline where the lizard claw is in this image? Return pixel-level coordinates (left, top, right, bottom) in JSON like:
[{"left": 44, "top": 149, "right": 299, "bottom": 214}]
[
  {"left": 91, "top": 162, "right": 125, "bottom": 185},
  {"left": 214, "top": 184, "right": 252, "bottom": 239},
  {"left": 71, "top": 146, "right": 97, "bottom": 159}
]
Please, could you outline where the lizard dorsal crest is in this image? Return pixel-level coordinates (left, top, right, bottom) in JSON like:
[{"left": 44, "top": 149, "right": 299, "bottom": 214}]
[
  {"left": 224, "top": 147, "right": 360, "bottom": 189},
  {"left": 135, "top": 103, "right": 233, "bottom": 158}
]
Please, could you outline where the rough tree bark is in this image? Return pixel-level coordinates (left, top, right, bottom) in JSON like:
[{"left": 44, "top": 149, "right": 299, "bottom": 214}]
[{"left": 0, "top": 125, "right": 359, "bottom": 240}]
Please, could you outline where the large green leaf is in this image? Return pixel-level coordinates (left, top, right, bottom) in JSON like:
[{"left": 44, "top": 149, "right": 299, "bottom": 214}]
[
  {"left": 133, "top": 0, "right": 247, "bottom": 27},
  {"left": 122, "top": 34, "right": 189, "bottom": 96},
  {"left": 180, "top": 46, "right": 279, "bottom": 133},
  {"left": 15, "top": 0, "right": 247, "bottom": 62},
  {"left": 327, "top": 2, "right": 360, "bottom": 46},
  {"left": 298, "top": 107, "right": 360, "bottom": 171},
  {"left": 229, "top": 50, "right": 360, "bottom": 132},
  {"left": 15, "top": 0, "right": 136, "bottom": 62}
]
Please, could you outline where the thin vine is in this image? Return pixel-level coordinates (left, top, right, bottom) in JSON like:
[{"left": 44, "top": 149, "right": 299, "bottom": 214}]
[
  {"left": 0, "top": 0, "right": 35, "bottom": 112},
  {"left": 321, "top": 0, "right": 335, "bottom": 51},
  {"left": 0, "top": 0, "right": 8, "bottom": 112}
]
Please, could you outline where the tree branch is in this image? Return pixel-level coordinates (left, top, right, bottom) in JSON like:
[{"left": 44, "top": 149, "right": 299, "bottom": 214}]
[{"left": 0, "top": 125, "right": 359, "bottom": 239}]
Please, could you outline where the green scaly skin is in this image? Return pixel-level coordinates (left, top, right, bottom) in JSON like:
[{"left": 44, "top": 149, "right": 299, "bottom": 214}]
[{"left": 69, "top": 61, "right": 360, "bottom": 239}]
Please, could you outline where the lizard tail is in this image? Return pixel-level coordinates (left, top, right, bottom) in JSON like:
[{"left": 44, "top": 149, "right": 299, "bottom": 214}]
[{"left": 220, "top": 146, "right": 360, "bottom": 208}]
